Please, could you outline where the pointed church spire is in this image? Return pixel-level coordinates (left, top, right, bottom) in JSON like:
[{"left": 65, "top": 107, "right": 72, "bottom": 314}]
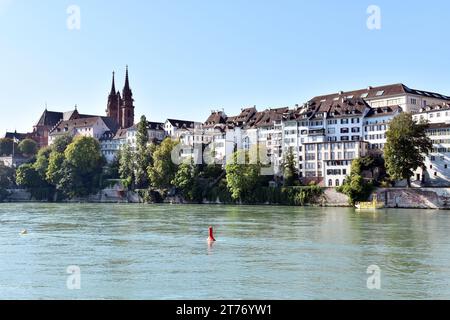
[
  {"left": 110, "top": 71, "right": 116, "bottom": 96},
  {"left": 122, "top": 65, "right": 132, "bottom": 99},
  {"left": 124, "top": 65, "right": 130, "bottom": 91}
]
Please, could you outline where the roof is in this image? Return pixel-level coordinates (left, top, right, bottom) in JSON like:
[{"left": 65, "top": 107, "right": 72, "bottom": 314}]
[
  {"left": 254, "top": 108, "right": 289, "bottom": 128},
  {"left": 50, "top": 116, "right": 119, "bottom": 135},
  {"left": 36, "top": 110, "right": 63, "bottom": 127},
  {"left": 130, "top": 121, "right": 165, "bottom": 131},
  {"left": 36, "top": 108, "right": 101, "bottom": 127},
  {"left": 166, "top": 119, "right": 196, "bottom": 129},
  {"left": 204, "top": 111, "right": 227, "bottom": 128},
  {"left": 113, "top": 128, "right": 128, "bottom": 140},
  {"left": 417, "top": 103, "right": 450, "bottom": 114},
  {"left": 4, "top": 132, "right": 30, "bottom": 141},
  {"left": 310, "top": 83, "right": 450, "bottom": 104},
  {"left": 366, "top": 105, "right": 402, "bottom": 118}
]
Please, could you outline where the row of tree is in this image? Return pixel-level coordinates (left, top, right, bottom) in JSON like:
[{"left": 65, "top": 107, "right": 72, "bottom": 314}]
[
  {"left": 15, "top": 135, "right": 105, "bottom": 199},
  {"left": 0, "top": 138, "right": 38, "bottom": 157}
]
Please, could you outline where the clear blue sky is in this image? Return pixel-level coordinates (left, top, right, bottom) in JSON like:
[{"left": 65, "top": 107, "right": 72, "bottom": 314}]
[{"left": 1, "top": 0, "right": 450, "bottom": 133}]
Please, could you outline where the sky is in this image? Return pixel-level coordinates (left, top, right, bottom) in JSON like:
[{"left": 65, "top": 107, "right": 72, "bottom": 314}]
[{"left": 1, "top": 0, "right": 450, "bottom": 133}]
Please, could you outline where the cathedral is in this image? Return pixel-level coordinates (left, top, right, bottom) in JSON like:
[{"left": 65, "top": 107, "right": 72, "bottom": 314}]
[
  {"left": 106, "top": 66, "right": 135, "bottom": 129},
  {"left": 7, "top": 67, "right": 137, "bottom": 148}
]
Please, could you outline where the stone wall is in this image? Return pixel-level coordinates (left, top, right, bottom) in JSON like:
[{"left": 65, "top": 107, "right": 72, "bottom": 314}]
[
  {"left": 373, "top": 188, "right": 450, "bottom": 209},
  {"left": 319, "top": 188, "right": 351, "bottom": 207}
]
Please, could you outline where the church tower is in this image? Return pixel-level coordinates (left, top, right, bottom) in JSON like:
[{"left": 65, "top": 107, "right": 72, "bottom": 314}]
[
  {"left": 106, "top": 71, "right": 121, "bottom": 124},
  {"left": 120, "top": 66, "right": 135, "bottom": 129}
]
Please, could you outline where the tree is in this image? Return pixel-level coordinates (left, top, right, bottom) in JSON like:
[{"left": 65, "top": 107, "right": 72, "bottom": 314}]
[
  {"left": 34, "top": 147, "right": 52, "bottom": 179},
  {"left": 0, "top": 138, "right": 15, "bottom": 156},
  {"left": 46, "top": 151, "right": 65, "bottom": 186},
  {"left": 337, "top": 158, "right": 374, "bottom": 205},
  {"left": 118, "top": 143, "right": 136, "bottom": 190},
  {"left": 225, "top": 150, "right": 261, "bottom": 202},
  {"left": 172, "top": 158, "right": 201, "bottom": 201},
  {"left": 148, "top": 138, "right": 179, "bottom": 189},
  {"left": 16, "top": 163, "right": 44, "bottom": 188},
  {"left": 384, "top": 113, "right": 433, "bottom": 187},
  {"left": 282, "top": 147, "right": 298, "bottom": 186},
  {"left": 61, "top": 136, "right": 104, "bottom": 197},
  {"left": 135, "top": 115, "right": 151, "bottom": 188},
  {"left": 18, "top": 139, "right": 38, "bottom": 157},
  {"left": 0, "top": 163, "right": 15, "bottom": 201},
  {"left": 52, "top": 134, "right": 73, "bottom": 153}
]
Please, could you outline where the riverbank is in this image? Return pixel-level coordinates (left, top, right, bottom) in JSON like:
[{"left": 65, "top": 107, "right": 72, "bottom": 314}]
[{"left": 4, "top": 186, "right": 450, "bottom": 210}]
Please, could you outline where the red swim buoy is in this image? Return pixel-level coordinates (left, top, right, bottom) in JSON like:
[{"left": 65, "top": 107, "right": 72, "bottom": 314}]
[{"left": 208, "top": 226, "right": 216, "bottom": 242}]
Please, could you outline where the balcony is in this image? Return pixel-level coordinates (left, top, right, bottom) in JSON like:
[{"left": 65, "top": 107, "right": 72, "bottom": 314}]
[{"left": 308, "top": 129, "right": 326, "bottom": 136}]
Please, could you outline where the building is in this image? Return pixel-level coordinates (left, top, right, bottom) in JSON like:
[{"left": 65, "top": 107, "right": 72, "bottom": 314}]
[
  {"left": 100, "top": 128, "right": 128, "bottom": 163},
  {"left": 31, "top": 107, "right": 97, "bottom": 148},
  {"left": 48, "top": 116, "right": 119, "bottom": 145},
  {"left": 413, "top": 103, "right": 450, "bottom": 186},
  {"left": 106, "top": 67, "right": 135, "bottom": 129},
  {"left": 364, "top": 105, "right": 402, "bottom": 155},
  {"left": 312, "top": 83, "right": 450, "bottom": 114}
]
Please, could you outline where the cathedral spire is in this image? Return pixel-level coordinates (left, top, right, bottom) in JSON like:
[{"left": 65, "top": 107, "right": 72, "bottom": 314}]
[
  {"left": 110, "top": 71, "right": 116, "bottom": 96},
  {"left": 122, "top": 65, "right": 132, "bottom": 98}
]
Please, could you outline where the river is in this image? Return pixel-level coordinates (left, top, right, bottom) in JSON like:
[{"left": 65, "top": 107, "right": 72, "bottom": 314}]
[{"left": 0, "top": 203, "right": 449, "bottom": 300}]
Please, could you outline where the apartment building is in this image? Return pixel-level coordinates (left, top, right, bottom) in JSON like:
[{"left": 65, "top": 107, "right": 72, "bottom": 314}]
[
  {"left": 364, "top": 106, "right": 402, "bottom": 155},
  {"left": 412, "top": 103, "right": 450, "bottom": 186}
]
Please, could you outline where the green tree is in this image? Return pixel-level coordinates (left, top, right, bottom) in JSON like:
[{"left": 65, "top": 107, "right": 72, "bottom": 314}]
[
  {"left": 282, "top": 147, "right": 298, "bottom": 186},
  {"left": 225, "top": 150, "right": 261, "bottom": 202},
  {"left": 52, "top": 134, "right": 73, "bottom": 153},
  {"left": 337, "top": 158, "right": 373, "bottom": 205},
  {"left": 34, "top": 146, "right": 52, "bottom": 179},
  {"left": 46, "top": 151, "right": 65, "bottom": 186},
  {"left": 0, "top": 163, "right": 15, "bottom": 201},
  {"left": 148, "top": 138, "right": 179, "bottom": 189},
  {"left": 384, "top": 113, "right": 433, "bottom": 187},
  {"left": 61, "top": 136, "right": 104, "bottom": 197},
  {"left": 135, "top": 115, "right": 151, "bottom": 188},
  {"left": 18, "top": 139, "right": 38, "bottom": 157},
  {"left": 0, "top": 138, "right": 15, "bottom": 156},
  {"left": 118, "top": 143, "right": 136, "bottom": 190},
  {"left": 172, "top": 158, "right": 201, "bottom": 201},
  {"left": 16, "top": 163, "right": 44, "bottom": 188}
]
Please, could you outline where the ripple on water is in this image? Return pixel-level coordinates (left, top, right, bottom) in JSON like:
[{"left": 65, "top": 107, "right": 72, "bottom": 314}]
[{"left": 1, "top": 204, "right": 450, "bottom": 299}]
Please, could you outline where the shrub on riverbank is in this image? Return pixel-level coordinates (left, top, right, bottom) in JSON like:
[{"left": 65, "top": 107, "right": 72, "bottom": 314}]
[{"left": 203, "top": 183, "right": 322, "bottom": 206}]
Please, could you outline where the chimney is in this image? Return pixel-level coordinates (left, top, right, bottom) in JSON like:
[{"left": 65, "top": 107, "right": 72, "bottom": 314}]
[{"left": 367, "top": 86, "right": 373, "bottom": 90}]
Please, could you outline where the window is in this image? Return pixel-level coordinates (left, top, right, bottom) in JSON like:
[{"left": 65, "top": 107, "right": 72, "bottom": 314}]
[
  {"left": 335, "top": 180, "right": 340, "bottom": 187},
  {"left": 361, "top": 93, "right": 369, "bottom": 98},
  {"left": 411, "top": 98, "right": 417, "bottom": 105},
  {"left": 376, "top": 90, "right": 385, "bottom": 96}
]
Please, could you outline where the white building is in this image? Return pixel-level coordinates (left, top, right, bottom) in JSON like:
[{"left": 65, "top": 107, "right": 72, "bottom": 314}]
[
  {"left": 48, "top": 116, "right": 119, "bottom": 146},
  {"left": 412, "top": 103, "right": 450, "bottom": 186},
  {"left": 364, "top": 106, "right": 402, "bottom": 155}
]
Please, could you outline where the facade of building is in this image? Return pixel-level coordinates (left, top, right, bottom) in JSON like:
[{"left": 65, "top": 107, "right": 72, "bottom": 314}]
[{"left": 7, "top": 81, "right": 450, "bottom": 186}]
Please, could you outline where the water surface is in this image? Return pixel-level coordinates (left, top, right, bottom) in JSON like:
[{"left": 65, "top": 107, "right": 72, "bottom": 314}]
[{"left": 0, "top": 203, "right": 449, "bottom": 299}]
